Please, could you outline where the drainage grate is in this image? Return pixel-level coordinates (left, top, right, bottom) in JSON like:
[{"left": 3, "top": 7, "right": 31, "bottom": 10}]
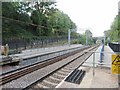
[{"left": 65, "top": 69, "right": 86, "bottom": 84}]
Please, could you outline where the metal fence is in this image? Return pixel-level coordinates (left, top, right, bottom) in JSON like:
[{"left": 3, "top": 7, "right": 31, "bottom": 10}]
[
  {"left": 2, "top": 36, "right": 77, "bottom": 51},
  {"left": 109, "top": 43, "right": 120, "bottom": 52}
]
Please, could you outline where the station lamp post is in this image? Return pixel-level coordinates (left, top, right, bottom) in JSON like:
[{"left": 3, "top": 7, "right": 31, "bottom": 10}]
[
  {"left": 68, "top": 29, "right": 76, "bottom": 47},
  {"left": 68, "top": 29, "right": 71, "bottom": 47},
  {"left": 86, "top": 31, "right": 88, "bottom": 46}
]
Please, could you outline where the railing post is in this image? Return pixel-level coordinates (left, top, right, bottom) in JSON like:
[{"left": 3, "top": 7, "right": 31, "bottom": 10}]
[{"left": 93, "top": 52, "right": 95, "bottom": 76}]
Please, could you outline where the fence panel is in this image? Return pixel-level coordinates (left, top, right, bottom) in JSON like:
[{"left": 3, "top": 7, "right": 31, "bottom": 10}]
[
  {"left": 109, "top": 43, "right": 120, "bottom": 52},
  {"left": 2, "top": 36, "right": 77, "bottom": 50}
]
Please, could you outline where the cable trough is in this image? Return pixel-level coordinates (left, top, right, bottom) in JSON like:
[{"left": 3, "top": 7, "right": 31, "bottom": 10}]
[{"left": 65, "top": 69, "right": 86, "bottom": 84}]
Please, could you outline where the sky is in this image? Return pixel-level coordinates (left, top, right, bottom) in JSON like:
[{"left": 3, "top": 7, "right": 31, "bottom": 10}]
[{"left": 56, "top": 0, "right": 119, "bottom": 37}]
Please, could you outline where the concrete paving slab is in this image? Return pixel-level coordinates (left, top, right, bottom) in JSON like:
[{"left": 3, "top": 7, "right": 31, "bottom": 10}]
[
  {"left": 79, "top": 66, "right": 118, "bottom": 88},
  {"left": 90, "top": 67, "right": 118, "bottom": 88},
  {"left": 79, "top": 45, "right": 118, "bottom": 88}
]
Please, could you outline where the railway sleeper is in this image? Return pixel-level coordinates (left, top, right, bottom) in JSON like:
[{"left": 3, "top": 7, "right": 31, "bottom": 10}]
[
  {"left": 45, "top": 77, "right": 60, "bottom": 84},
  {"left": 40, "top": 80, "right": 57, "bottom": 88}
]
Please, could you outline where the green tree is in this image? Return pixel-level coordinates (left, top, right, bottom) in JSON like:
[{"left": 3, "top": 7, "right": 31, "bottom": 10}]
[
  {"left": 105, "top": 15, "right": 120, "bottom": 42},
  {"left": 2, "top": 2, "right": 77, "bottom": 42},
  {"left": 48, "top": 10, "right": 76, "bottom": 36},
  {"left": 2, "top": 2, "right": 33, "bottom": 41}
]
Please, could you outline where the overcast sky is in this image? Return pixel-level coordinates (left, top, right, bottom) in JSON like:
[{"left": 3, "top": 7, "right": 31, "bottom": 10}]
[{"left": 56, "top": 0, "right": 119, "bottom": 37}]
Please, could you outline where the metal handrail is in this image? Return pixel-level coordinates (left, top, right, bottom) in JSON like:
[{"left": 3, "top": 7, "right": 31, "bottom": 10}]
[{"left": 84, "top": 51, "right": 117, "bottom": 54}]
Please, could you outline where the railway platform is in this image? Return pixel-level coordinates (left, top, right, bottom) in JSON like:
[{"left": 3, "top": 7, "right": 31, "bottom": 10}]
[
  {"left": 16, "top": 44, "right": 82, "bottom": 59},
  {"left": 0, "top": 44, "right": 82, "bottom": 65},
  {"left": 57, "top": 45, "right": 119, "bottom": 88}
]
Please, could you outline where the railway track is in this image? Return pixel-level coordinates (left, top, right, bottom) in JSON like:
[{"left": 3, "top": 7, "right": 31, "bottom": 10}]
[
  {"left": 1, "top": 46, "right": 84, "bottom": 75},
  {"left": 25, "top": 45, "right": 99, "bottom": 89},
  {"left": 0, "top": 46, "right": 89, "bottom": 85},
  {"left": 1, "top": 45, "right": 99, "bottom": 89}
]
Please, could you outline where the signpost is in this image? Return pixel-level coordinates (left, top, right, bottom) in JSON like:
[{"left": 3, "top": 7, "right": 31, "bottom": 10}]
[{"left": 112, "top": 54, "right": 120, "bottom": 74}]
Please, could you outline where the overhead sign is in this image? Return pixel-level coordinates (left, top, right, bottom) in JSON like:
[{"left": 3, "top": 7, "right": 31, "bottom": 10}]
[{"left": 112, "top": 55, "right": 120, "bottom": 74}]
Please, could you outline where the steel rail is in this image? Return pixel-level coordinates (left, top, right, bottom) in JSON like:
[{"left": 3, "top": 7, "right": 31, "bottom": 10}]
[
  {"left": 24, "top": 45, "right": 99, "bottom": 89},
  {"left": 0, "top": 46, "right": 90, "bottom": 85}
]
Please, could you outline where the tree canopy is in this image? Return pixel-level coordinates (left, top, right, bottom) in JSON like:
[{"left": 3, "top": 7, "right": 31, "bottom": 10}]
[
  {"left": 2, "top": 2, "right": 77, "bottom": 41},
  {"left": 105, "top": 14, "right": 120, "bottom": 43},
  {"left": 78, "top": 30, "right": 94, "bottom": 45}
]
